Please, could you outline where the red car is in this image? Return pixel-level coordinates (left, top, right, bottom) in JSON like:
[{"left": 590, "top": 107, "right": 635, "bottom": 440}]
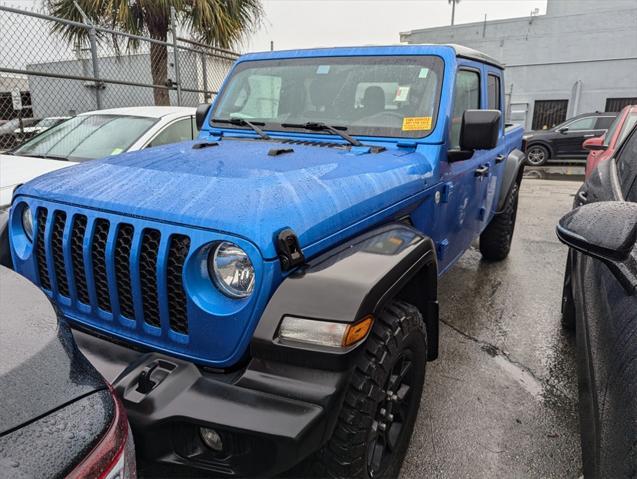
[{"left": 584, "top": 104, "right": 637, "bottom": 177}]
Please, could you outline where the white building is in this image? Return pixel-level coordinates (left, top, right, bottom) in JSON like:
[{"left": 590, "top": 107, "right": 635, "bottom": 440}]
[{"left": 400, "top": 0, "right": 637, "bottom": 130}]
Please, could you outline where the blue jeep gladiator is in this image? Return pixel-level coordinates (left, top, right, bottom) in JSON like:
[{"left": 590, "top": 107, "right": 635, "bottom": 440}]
[{"left": 9, "top": 45, "right": 525, "bottom": 478}]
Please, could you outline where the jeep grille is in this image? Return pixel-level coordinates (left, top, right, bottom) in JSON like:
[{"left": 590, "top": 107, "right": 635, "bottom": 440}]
[{"left": 35, "top": 207, "right": 191, "bottom": 334}]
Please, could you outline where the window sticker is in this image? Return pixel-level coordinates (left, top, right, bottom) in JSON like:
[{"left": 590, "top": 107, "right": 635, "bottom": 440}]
[
  {"left": 402, "top": 117, "right": 433, "bottom": 131},
  {"left": 418, "top": 68, "right": 430, "bottom": 79},
  {"left": 394, "top": 86, "right": 410, "bottom": 102},
  {"left": 316, "top": 65, "right": 330, "bottom": 74}
]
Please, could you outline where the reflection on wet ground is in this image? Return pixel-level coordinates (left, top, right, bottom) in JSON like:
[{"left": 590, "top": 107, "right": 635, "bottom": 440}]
[
  {"left": 524, "top": 164, "right": 585, "bottom": 182},
  {"left": 401, "top": 179, "right": 582, "bottom": 478}
]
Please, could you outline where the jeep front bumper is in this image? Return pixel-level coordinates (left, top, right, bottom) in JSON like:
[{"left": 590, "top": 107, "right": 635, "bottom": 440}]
[{"left": 71, "top": 328, "right": 352, "bottom": 477}]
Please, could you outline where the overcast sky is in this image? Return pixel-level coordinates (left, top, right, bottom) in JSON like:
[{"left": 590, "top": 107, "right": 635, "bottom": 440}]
[
  {"left": 3, "top": 0, "right": 548, "bottom": 54},
  {"left": 246, "top": 0, "right": 548, "bottom": 52}
]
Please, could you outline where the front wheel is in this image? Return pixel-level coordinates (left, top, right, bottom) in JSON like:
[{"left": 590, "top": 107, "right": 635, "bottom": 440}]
[
  {"left": 307, "top": 301, "right": 427, "bottom": 479},
  {"left": 526, "top": 144, "right": 550, "bottom": 166}
]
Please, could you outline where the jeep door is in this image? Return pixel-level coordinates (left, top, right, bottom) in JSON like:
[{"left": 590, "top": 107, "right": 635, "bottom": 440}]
[
  {"left": 477, "top": 67, "right": 507, "bottom": 234},
  {"left": 438, "top": 62, "right": 497, "bottom": 272}
]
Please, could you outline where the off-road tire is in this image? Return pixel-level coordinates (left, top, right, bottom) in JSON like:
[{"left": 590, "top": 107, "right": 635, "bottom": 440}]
[
  {"left": 561, "top": 253, "right": 576, "bottom": 331},
  {"left": 479, "top": 182, "right": 520, "bottom": 261},
  {"left": 526, "top": 144, "right": 550, "bottom": 166},
  {"left": 306, "top": 300, "right": 427, "bottom": 479}
]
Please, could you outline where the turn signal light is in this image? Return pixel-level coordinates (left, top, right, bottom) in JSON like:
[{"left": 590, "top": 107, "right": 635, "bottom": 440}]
[
  {"left": 342, "top": 316, "right": 374, "bottom": 347},
  {"left": 278, "top": 315, "right": 374, "bottom": 349}
]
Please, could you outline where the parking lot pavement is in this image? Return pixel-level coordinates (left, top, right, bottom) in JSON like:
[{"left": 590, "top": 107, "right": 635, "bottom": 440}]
[{"left": 401, "top": 178, "right": 583, "bottom": 479}]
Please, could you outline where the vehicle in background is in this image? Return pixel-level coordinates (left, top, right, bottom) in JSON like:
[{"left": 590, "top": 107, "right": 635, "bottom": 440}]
[
  {"left": 523, "top": 111, "right": 617, "bottom": 166},
  {"left": 558, "top": 124, "right": 637, "bottom": 477},
  {"left": 583, "top": 104, "right": 637, "bottom": 177},
  {"left": 9, "top": 44, "right": 526, "bottom": 478},
  {"left": 0, "top": 106, "right": 197, "bottom": 268},
  {"left": 0, "top": 266, "right": 136, "bottom": 478},
  {"left": 0, "top": 117, "right": 40, "bottom": 151},
  {"left": 0, "top": 106, "right": 197, "bottom": 209}
]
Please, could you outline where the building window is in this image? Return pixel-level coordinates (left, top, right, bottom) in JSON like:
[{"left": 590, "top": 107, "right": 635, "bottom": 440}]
[
  {"left": 605, "top": 97, "right": 637, "bottom": 112},
  {"left": 532, "top": 100, "right": 568, "bottom": 130}
]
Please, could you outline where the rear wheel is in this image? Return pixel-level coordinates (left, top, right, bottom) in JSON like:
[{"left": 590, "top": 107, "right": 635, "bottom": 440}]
[
  {"left": 526, "top": 144, "right": 550, "bottom": 166},
  {"left": 307, "top": 301, "right": 427, "bottom": 479},
  {"left": 479, "top": 182, "right": 520, "bottom": 261}
]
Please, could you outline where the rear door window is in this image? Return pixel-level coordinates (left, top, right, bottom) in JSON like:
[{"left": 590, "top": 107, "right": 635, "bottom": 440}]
[
  {"left": 595, "top": 116, "right": 616, "bottom": 130},
  {"left": 487, "top": 74, "right": 501, "bottom": 112}
]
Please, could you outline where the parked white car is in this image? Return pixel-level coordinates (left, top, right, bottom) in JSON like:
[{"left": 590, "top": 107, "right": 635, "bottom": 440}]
[{"left": 0, "top": 106, "right": 197, "bottom": 208}]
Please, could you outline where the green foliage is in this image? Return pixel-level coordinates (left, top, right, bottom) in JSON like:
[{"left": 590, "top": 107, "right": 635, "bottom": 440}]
[{"left": 47, "top": 0, "right": 263, "bottom": 48}]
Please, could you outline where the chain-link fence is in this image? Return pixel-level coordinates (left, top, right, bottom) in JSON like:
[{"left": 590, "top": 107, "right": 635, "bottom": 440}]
[{"left": 0, "top": 4, "right": 239, "bottom": 151}]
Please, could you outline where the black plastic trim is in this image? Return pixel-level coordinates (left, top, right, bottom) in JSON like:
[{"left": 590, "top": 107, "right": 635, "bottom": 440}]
[
  {"left": 252, "top": 223, "right": 439, "bottom": 369},
  {"left": 496, "top": 148, "right": 526, "bottom": 213}
]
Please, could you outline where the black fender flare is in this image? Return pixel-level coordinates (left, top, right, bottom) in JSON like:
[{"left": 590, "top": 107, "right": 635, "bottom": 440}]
[
  {"left": 496, "top": 148, "right": 526, "bottom": 213},
  {"left": 251, "top": 224, "right": 439, "bottom": 371}
]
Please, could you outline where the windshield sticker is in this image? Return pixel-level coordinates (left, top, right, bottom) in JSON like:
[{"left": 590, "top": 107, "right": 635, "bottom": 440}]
[
  {"left": 394, "top": 86, "right": 410, "bottom": 102},
  {"left": 316, "top": 65, "right": 330, "bottom": 74},
  {"left": 418, "top": 68, "right": 430, "bottom": 79},
  {"left": 402, "top": 117, "right": 433, "bottom": 131},
  {"left": 111, "top": 148, "right": 124, "bottom": 155}
]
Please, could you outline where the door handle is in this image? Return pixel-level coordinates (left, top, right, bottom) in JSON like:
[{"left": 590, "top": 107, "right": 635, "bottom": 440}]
[
  {"left": 576, "top": 189, "right": 588, "bottom": 206},
  {"left": 474, "top": 165, "right": 490, "bottom": 177},
  {"left": 495, "top": 154, "right": 506, "bottom": 164}
]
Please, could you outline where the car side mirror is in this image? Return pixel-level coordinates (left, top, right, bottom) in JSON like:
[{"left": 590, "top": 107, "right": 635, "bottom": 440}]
[
  {"left": 583, "top": 136, "right": 607, "bottom": 151},
  {"left": 449, "top": 109, "right": 501, "bottom": 162},
  {"left": 195, "top": 103, "right": 212, "bottom": 131},
  {"left": 557, "top": 201, "right": 637, "bottom": 263},
  {"left": 557, "top": 127, "right": 569, "bottom": 134},
  {"left": 557, "top": 201, "right": 637, "bottom": 293}
]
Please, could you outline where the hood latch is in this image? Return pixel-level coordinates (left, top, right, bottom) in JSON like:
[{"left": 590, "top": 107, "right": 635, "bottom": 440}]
[{"left": 276, "top": 229, "right": 305, "bottom": 271}]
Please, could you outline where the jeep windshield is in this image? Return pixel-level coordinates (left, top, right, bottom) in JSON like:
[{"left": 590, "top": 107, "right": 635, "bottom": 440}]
[{"left": 211, "top": 56, "right": 444, "bottom": 139}]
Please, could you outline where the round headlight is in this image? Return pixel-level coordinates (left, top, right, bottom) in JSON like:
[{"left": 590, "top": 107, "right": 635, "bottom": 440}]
[
  {"left": 209, "top": 242, "right": 255, "bottom": 298},
  {"left": 22, "top": 205, "right": 34, "bottom": 242}
]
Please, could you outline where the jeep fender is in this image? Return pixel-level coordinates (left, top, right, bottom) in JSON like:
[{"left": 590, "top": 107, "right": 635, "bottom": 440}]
[
  {"left": 251, "top": 224, "right": 439, "bottom": 370},
  {"left": 496, "top": 148, "right": 526, "bottom": 213}
]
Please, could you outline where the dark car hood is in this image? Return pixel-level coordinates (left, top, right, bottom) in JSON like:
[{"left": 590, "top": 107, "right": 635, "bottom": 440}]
[
  {"left": 0, "top": 267, "right": 105, "bottom": 434},
  {"left": 17, "top": 138, "right": 436, "bottom": 259}
]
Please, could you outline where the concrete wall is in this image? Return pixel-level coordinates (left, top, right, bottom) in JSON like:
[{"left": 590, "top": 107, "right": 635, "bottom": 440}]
[
  {"left": 400, "top": 0, "right": 637, "bottom": 129},
  {"left": 26, "top": 51, "right": 234, "bottom": 118}
]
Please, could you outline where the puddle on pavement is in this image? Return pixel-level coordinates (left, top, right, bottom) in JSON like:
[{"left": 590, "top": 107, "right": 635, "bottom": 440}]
[{"left": 524, "top": 165, "right": 585, "bottom": 182}]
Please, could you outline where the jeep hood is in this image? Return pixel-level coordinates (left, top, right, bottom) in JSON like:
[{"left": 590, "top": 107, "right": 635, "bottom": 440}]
[{"left": 17, "top": 139, "right": 435, "bottom": 259}]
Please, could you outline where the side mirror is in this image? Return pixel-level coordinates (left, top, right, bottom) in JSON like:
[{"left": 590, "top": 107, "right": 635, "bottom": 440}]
[
  {"left": 557, "top": 201, "right": 637, "bottom": 263},
  {"left": 557, "top": 127, "right": 569, "bottom": 134},
  {"left": 449, "top": 110, "right": 501, "bottom": 161},
  {"left": 583, "top": 136, "right": 607, "bottom": 151},
  {"left": 195, "top": 103, "right": 212, "bottom": 131}
]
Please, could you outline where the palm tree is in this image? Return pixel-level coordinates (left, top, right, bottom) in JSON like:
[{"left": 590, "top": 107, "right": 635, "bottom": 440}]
[
  {"left": 448, "top": 0, "right": 460, "bottom": 26},
  {"left": 47, "top": 0, "right": 263, "bottom": 105}
]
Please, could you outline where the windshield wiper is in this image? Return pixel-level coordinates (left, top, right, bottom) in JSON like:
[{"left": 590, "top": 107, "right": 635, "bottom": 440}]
[
  {"left": 14, "top": 153, "right": 69, "bottom": 161},
  {"left": 211, "top": 118, "right": 271, "bottom": 140},
  {"left": 280, "top": 122, "right": 363, "bottom": 147}
]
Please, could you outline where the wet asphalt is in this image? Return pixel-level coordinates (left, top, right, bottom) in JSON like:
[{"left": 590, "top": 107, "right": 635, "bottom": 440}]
[{"left": 400, "top": 175, "right": 583, "bottom": 479}]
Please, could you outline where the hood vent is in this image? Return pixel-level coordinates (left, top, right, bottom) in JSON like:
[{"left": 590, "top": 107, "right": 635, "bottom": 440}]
[{"left": 278, "top": 139, "right": 348, "bottom": 149}]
